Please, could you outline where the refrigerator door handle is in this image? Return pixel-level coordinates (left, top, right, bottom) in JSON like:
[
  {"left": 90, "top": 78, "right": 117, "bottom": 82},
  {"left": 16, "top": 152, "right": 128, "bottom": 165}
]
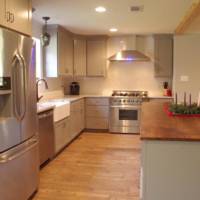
[
  {"left": 0, "top": 138, "right": 38, "bottom": 164},
  {"left": 12, "top": 53, "right": 26, "bottom": 121},
  {"left": 19, "top": 54, "right": 27, "bottom": 119}
]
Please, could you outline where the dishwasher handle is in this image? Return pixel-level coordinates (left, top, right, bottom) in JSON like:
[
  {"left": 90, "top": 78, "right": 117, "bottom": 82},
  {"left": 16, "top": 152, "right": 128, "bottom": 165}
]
[{"left": 38, "top": 110, "right": 53, "bottom": 119}]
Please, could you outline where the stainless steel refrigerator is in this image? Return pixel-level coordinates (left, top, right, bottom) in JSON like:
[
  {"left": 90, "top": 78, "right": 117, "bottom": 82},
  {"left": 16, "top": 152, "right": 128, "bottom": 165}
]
[{"left": 0, "top": 27, "right": 39, "bottom": 200}]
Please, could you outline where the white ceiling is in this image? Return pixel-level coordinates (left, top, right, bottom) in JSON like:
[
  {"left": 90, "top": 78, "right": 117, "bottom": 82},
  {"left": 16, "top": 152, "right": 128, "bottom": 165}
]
[{"left": 32, "top": 0, "right": 196, "bottom": 35}]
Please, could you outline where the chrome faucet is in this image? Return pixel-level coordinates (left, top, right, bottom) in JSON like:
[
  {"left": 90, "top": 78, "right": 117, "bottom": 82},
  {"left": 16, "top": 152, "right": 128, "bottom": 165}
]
[{"left": 36, "top": 79, "right": 49, "bottom": 102}]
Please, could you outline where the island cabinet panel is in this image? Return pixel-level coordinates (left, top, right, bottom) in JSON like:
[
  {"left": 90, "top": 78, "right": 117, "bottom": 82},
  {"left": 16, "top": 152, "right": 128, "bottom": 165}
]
[
  {"left": 2, "top": 0, "right": 32, "bottom": 35},
  {"left": 141, "top": 101, "right": 200, "bottom": 200},
  {"left": 141, "top": 140, "right": 200, "bottom": 200},
  {"left": 86, "top": 38, "right": 107, "bottom": 77},
  {"left": 85, "top": 98, "right": 109, "bottom": 130},
  {"left": 69, "top": 99, "right": 85, "bottom": 139}
]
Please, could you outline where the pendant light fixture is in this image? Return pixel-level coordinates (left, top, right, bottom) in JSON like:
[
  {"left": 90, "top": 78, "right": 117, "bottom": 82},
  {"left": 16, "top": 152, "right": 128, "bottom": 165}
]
[{"left": 41, "top": 16, "right": 51, "bottom": 47}]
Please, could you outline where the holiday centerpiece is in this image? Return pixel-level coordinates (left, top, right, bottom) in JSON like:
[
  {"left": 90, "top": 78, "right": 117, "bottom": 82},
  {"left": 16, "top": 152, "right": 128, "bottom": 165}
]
[{"left": 164, "top": 92, "right": 200, "bottom": 117}]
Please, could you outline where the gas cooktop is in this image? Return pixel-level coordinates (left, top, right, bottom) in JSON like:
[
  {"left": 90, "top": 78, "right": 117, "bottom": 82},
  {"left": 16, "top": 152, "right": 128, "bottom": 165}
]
[{"left": 111, "top": 90, "right": 148, "bottom": 98}]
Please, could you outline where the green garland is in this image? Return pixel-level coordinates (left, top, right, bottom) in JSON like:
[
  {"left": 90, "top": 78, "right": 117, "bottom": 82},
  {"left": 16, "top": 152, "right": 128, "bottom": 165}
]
[{"left": 170, "top": 103, "right": 200, "bottom": 115}]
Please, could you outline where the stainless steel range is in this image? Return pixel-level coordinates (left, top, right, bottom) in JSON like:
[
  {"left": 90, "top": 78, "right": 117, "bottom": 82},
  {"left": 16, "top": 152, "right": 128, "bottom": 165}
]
[{"left": 109, "top": 90, "right": 148, "bottom": 134}]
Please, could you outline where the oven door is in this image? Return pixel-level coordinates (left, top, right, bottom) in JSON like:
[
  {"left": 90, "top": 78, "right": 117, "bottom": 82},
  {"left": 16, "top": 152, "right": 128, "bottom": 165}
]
[{"left": 109, "top": 105, "right": 141, "bottom": 133}]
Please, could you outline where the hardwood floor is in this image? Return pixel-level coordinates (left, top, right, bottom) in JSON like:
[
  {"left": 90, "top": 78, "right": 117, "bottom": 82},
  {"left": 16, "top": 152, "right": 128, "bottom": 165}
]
[{"left": 33, "top": 132, "right": 141, "bottom": 200}]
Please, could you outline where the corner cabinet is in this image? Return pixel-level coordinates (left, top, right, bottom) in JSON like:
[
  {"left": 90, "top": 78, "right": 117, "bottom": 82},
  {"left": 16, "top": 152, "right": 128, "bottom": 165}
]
[
  {"left": 73, "top": 38, "right": 87, "bottom": 76},
  {"left": 87, "top": 37, "right": 107, "bottom": 77},
  {"left": 44, "top": 25, "right": 74, "bottom": 77},
  {"left": 154, "top": 34, "right": 173, "bottom": 78},
  {"left": 0, "top": 0, "right": 32, "bottom": 36}
]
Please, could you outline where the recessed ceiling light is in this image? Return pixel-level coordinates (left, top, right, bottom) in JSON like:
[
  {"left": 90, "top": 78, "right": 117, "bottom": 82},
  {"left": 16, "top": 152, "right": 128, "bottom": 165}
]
[
  {"left": 109, "top": 28, "right": 118, "bottom": 32},
  {"left": 95, "top": 6, "right": 106, "bottom": 13}
]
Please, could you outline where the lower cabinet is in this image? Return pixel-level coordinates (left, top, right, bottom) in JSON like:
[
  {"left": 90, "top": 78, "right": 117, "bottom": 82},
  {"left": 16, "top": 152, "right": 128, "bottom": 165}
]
[
  {"left": 53, "top": 99, "right": 85, "bottom": 154},
  {"left": 85, "top": 97, "right": 109, "bottom": 130},
  {"left": 70, "top": 99, "right": 85, "bottom": 139},
  {"left": 54, "top": 117, "right": 70, "bottom": 154},
  {"left": 53, "top": 97, "right": 109, "bottom": 154}
]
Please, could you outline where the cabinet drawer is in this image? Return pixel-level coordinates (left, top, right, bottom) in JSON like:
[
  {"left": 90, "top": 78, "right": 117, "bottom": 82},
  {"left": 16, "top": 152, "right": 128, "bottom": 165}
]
[
  {"left": 86, "top": 105, "right": 109, "bottom": 118},
  {"left": 86, "top": 117, "right": 108, "bottom": 129},
  {"left": 86, "top": 98, "right": 109, "bottom": 106}
]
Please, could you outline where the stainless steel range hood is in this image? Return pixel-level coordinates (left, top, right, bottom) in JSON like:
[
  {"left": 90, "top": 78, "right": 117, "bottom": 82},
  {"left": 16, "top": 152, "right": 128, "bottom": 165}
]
[
  {"left": 108, "top": 35, "right": 151, "bottom": 62},
  {"left": 109, "top": 50, "right": 150, "bottom": 61}
]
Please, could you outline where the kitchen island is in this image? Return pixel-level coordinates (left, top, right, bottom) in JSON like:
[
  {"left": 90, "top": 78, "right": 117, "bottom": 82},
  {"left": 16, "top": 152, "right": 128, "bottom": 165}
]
[{"left": 140, "top": 100, "right": 200, "bottom": 200}]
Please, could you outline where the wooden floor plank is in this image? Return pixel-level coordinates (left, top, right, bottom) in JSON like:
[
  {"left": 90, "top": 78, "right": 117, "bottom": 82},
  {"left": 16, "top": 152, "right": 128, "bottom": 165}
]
[{"left": 33, "top": 133, "right": 141, "bottom": 200}]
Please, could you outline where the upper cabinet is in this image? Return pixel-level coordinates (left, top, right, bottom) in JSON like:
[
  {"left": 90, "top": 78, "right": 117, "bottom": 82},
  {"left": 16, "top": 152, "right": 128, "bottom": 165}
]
[
  {"left": 87, "top": 37, "right": 107, "bottom": 77},
  {"left": 73, "top": 38, "right": 87, "bottom": 76},
  {"left": 154, "top": 34, "right": 173, "bottom": 78},
  {"left": 44, "top": 27, "right": 107, "bottom": 78},
  {"left": 44, "top": 25, "right": 74, "bottom": 77},
  {"left": 0, "top": 0, "right": 32, "bottom": 36},
  {"left": 58, "top": 27, "right": 73, "bottom": 76},
  {"left": 0, "top": 0, "right": 5, "bottom": 26}
]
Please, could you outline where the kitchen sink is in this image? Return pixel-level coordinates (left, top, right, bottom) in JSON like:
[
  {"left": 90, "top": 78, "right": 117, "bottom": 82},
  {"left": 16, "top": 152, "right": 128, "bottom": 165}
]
[{"left": 38, "top": 99, "right": 70, "bottom": 122}]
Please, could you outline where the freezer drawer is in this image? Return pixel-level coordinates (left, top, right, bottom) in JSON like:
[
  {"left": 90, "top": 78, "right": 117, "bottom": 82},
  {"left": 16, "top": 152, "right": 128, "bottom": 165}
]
[{"left": 0, "top": 137, "right": 39, "bottom": 200}]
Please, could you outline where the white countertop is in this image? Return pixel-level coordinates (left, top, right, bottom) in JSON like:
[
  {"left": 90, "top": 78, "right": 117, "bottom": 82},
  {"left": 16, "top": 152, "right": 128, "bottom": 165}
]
[
  {"left": 64, "top": 95, "right": 173, "bottom": 101},
  {"left": 37, "top": 94, "right": 173, "bottom": 114},
  {"left": 37, "top": 104, "right": 54, "bottom": 114}
]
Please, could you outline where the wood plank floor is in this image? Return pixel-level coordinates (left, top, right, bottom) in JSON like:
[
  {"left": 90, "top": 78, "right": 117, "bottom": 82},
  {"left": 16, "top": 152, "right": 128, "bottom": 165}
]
[{"left": 33, "top": 132, "right": 141, "bottom": 200}]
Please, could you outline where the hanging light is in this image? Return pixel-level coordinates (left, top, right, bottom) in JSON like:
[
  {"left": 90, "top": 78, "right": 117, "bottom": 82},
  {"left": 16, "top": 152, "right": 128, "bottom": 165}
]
[{"left": 41, "top": 16, "right": 51, "bottom": 47}]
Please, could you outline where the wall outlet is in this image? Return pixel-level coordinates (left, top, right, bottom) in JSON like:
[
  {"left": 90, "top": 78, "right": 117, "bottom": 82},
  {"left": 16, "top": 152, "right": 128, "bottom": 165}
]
[{"left": 180, "top": 75, "right": 189, "bottom": 82}]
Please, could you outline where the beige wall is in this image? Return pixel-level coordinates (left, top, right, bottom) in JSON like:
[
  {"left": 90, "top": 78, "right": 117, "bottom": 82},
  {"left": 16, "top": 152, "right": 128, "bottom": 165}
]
[
  {"left": 173, "top": 34, "right": 200, "bottom": 103},
  {"left": 76, "top": 36, "right": 171, "bottom": 97},
  {"left": 32, "top": 24, "right": 172, "bottom": 97}
]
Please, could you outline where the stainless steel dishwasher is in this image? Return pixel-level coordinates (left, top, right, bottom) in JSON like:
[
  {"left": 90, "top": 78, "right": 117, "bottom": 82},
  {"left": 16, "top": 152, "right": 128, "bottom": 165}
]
[{"left": 38, "top": 109, "right": 54, "bottom": 166}]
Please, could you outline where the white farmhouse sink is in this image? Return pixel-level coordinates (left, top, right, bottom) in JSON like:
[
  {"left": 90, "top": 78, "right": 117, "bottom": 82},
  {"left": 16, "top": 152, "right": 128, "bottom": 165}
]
[{"left": 38, "top": 99, "right": 70, "bottom": 122}]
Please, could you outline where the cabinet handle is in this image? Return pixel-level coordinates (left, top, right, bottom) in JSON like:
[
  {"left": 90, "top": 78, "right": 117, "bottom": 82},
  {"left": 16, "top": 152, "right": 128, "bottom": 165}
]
[
  {"left": 10, "top": 13, "right": 14, "bottom": 23},
  {"left": 6, "top": 11, "right": 11, "bottom": 22}
]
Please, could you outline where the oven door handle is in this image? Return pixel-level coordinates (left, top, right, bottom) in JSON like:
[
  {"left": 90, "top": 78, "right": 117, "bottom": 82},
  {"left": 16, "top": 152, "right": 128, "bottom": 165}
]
[{"left": 110, "top": 105, "right": 141, "bottom": 109}]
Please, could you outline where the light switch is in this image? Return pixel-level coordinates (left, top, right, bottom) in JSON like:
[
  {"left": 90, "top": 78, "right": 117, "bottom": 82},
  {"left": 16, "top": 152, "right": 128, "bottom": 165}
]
[{"left": 180, "top": 75, "right": 189, "bottom": 82}]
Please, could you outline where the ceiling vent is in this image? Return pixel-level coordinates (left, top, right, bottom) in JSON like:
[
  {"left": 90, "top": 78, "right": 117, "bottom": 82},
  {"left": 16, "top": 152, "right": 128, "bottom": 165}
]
[{"left": 130, "top": 5, "right": 144, "bottom": 12}]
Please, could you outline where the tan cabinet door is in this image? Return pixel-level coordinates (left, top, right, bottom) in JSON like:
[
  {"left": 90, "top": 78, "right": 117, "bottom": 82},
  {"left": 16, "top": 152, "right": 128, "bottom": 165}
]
[
  {"left": 74, "top": 39, "right": 86, "bottom": 76},
  {"left": 5, "top": 0, "right": 32, "bottom": 35},
  {"left": 154, "top": 35, "right": 173, "bottom": 77},
  {"left": 58, "top": 27, "right": 73, "bottom": 76},
  {"left": 0, "top": 0, "right": 5, "bottom": 26},
  {"left": 87, "top": 39, "right": 107, "bottom": 77}
]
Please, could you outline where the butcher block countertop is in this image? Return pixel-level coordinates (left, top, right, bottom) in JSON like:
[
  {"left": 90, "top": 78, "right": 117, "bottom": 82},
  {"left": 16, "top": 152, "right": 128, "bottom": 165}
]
[{"left": 140, "top": 100, "right": 200, "bottom": 141}]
